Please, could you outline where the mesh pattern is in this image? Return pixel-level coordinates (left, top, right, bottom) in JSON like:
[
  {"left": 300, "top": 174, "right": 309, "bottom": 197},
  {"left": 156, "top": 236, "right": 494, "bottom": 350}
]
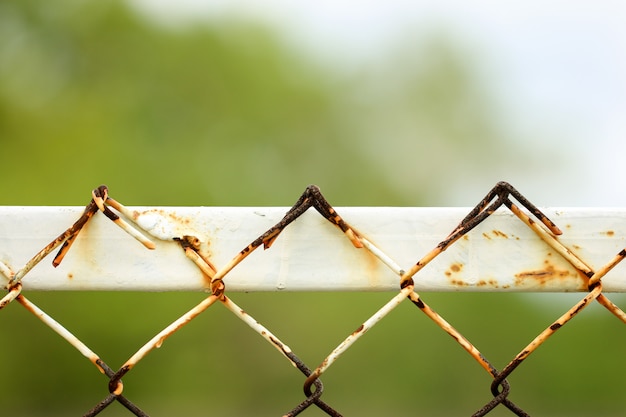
[{"left": 1, "top": 182, "right": 624, "bottom": 416}]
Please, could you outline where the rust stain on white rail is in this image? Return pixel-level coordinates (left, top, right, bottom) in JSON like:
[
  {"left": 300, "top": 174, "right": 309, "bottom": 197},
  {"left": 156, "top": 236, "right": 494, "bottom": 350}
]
[{"left": 0, "top": 206, "right": 625, "bottom": 292}]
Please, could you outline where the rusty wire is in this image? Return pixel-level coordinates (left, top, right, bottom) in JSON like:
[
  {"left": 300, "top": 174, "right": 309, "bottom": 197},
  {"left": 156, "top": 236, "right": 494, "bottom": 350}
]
[{"left": 0, "top": 182, "right": 625, "bottom": 416}]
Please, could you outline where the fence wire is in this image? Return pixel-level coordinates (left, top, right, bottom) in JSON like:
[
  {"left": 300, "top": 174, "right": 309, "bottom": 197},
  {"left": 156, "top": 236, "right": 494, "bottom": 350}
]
[{"left": 1, "top": 181, "right": 625, "bottom": 416}]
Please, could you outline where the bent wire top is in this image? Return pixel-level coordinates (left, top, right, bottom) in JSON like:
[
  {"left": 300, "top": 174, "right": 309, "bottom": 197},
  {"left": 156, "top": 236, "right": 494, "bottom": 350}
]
[
  {"left": 0, "top": 182, "right": 625, "bottom": 293},
  {"left": 1, "top": 182, "right": 625, "bottom": 417}
]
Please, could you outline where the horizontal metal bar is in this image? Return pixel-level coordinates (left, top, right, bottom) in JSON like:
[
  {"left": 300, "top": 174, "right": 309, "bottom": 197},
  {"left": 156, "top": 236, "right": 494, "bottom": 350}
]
[{"left": 0, "top": 206, "right": 625, "bottom": 292}]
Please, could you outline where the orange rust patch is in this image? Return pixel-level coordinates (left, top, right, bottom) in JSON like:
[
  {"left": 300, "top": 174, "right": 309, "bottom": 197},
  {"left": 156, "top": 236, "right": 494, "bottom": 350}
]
[
  {"left": 492, "top": 230, "right": 508, "bottom": 238},
  {"left": 445, "top": 263, "right": 465, "bottom": 286},
  {"left": 354, "top": 229, "right": 383, "bottom": 287},
  {"left": 482, "top": 232, "right": 491, "bottom": 240},
  {"left": 605, "top": 230, "right": 615, "bottom": 236},
  {"left": 514, "top": 260, "right": 573, "bottom": 286},
  {"left": 445, "top": 262, "right": 463, "bottom": 277},
  {"left": 67, "top": 273, "right": 73, "bottom": 280},
  {"left": 363, "top": 243, "right": 381, "bottom": 279},
  {"left": 166, "top": 210, "right": 192, "bottom": 226},
  {"left": 476, "top": 279, "right": 499, "bottom": 288}
]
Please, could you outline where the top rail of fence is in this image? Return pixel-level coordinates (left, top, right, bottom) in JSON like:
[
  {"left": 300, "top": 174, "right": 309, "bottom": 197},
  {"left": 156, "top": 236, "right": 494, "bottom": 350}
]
[{"left": 1, "top": 205, "right": 625, "bottom": 292}]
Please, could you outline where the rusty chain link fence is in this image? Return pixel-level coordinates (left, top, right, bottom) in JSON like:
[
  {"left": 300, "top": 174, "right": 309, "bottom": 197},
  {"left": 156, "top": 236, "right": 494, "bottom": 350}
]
[{"left": 1, "top": 181, "right": 625, "bottom": 416}]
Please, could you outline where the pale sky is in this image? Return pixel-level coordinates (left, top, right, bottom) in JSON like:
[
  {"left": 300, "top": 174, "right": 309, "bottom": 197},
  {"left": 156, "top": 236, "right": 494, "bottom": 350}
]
[{"left": 131, "top": 0, "right": 626, "bottom": 205}]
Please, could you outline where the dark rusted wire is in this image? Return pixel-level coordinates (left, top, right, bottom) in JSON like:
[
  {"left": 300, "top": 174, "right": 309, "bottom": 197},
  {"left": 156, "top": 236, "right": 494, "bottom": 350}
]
[
  {"left": 472, "top": 377, "right": 530, "bottom": 417},
  {"left": 447, "top": 181, "right": 562, "bottom": 241},
  {"left": 83, "top": 360, "right": 149, "bottom": 417},
  {"left": 2, "top": 181, "right": 624, "bottom": 417},
  {"left": 248, "top": 184, "right": 362, "bottom": 251},
  {"left": 402, "top": 182, "right": 566, "bottom": 416}
]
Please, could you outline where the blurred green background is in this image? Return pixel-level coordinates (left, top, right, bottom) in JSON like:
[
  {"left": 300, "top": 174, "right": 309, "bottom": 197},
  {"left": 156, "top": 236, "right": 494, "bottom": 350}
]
[{"left": 1, "top": 1, "right": 625, "bottom": 416}]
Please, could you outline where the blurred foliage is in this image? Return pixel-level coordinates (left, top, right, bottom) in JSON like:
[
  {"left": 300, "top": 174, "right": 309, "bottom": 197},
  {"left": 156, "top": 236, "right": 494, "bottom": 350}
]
[
  {"left": 1, "top": 0, "right": 625, "bottom": 416},
  {"left": 0, "top": 0, "right": 402, "bottom": 206}
]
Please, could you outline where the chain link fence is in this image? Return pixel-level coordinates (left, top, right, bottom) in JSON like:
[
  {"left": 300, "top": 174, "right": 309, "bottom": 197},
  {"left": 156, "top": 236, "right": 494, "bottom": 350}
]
[{"left": 1, "top": 182, "right": 625, "bottom": 416}]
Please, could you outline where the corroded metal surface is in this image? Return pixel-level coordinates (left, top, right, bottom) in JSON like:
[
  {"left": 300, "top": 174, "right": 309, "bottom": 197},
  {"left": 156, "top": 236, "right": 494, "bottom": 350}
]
[
  {"left": 1, "top": 182, "right": 625, "bottom": 416},
  {"left": 1, "top": 206, "right": 625, "bottom": 292}
]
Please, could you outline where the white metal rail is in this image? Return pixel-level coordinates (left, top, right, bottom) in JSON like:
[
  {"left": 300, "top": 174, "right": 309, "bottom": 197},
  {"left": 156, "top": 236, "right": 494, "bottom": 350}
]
[{"left": 1, "top": 206, "right": 625, "bottom": 292}]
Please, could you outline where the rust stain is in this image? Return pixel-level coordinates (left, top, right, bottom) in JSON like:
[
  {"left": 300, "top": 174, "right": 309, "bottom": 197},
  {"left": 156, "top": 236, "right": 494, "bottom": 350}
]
[
  {"left": 179, "top": 235, "right": 215, "bottom": 288},
  {"left": 492, "top": 230, "right": 508, "bottom": 238},
  {"left": 355, "top": 229, "right": 383, "bottom": 288},
  {"left": 163, "top": 210, "right": 193, "bottom": 227},
  {"left": 196, "top": 250, "right": 215, "bottom": 289},
  {"left": 134, "top": 209, "right": 199, "bottom": 238},
  {"left": 446, "top": 263, "right": 469, "bottom": 287},
  {"left": 482, "top": 232, "right": 491, "bottom": 240},
  {"left": 605, "top": 230, "right": 615, "bottom": 236},
  {"left": 198, "top": 244, "right": 214, "bottom": 276},
  {"left": 476, "top": 279, "right": 499, "bottom": 287},
  {"left": 363, "top": 245, "right": 381, "bottom": 286},
  {"left": 67, "top": 273, "right": 73, "bottom": 280},
  {"left": 514, "top": 259, "right": 574, "bottom": 286},
  {"left": 70, "top": 214, "right": 96, "bottom": 266},
  {"left": 445, "top": 262, "right": 463, "bottom": 277},
  {"left": 132, "top": 209, "right": 143, "bottom": 221}
]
